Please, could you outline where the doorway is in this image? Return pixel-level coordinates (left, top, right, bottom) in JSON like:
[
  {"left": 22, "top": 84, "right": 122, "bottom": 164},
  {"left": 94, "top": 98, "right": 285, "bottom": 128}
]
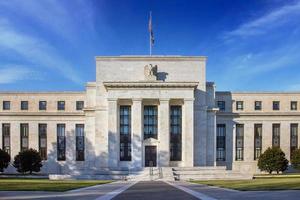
[{"left": 145, "top": 146, "right": 157, "bottom": 167}]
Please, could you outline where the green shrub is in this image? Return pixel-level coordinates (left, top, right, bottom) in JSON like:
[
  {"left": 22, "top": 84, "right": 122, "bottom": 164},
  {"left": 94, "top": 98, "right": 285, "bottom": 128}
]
[
  {"left": 13, "top": 149, "right": 42, "bottom": 174},
  {"left": 258, "top": 147, "right": 288, "bottom": 174},
  {"left": 0, "top": 149, "right": 10, "bottom": 172},
  {"left": 291, "top": 148, "right": 300, "bottom": 170}
]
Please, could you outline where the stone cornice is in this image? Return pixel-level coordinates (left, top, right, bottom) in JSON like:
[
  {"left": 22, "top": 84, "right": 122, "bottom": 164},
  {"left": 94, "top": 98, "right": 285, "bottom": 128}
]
[
  {"left": 217, "top": 112, "right": 300, "bottom": 117},
  {"left": 95, "top": 56, "right": 207, "bottom": 61},
  {"left": 103, "top": 81, "right": 199, "bottom": 89},
  {"left": 0, "top": 112, "right": 85, "bottom": 117}
]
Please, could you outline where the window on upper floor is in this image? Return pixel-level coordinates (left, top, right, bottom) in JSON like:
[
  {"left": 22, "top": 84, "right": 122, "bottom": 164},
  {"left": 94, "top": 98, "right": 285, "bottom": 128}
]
[
  {"left": 236, "top": 101, "right": 244, "bottom": 111},
  {"left": 3, "top": 101, "right": 10, "bottom": 110},
  {"left": 21, "top": 101, "right": 28, "bottom": 110},
  {"left": 255, "top": 101, "right": 262, "bottom": 110},
  {"left": 273, "top": 101, "right": 280, "bottom": 110},
  {"left": 39, "top": 101, "right": 47, "bottom": 110},
  {"left": 291, "top": 101, "right": 297, "bottom": 111},
  {"left": 217, "top": 101, "right": 225, "bottom": 111},
  {"left": 57, "top": 101, "right": 65, "bottom": 111},
  {"left": 76, "top": 101, "right": 84, "bottom": 111}
]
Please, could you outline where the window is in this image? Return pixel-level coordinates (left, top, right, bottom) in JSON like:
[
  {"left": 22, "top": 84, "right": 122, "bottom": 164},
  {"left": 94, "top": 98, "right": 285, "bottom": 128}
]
[
  {"left": 236, "top": 124, "right": 244, "bottom": 161},
  {"left": 120, "top": 106, "right": 131, "bottom": 161},
  {"left": 75, "top": 124, "right": 85, "bottom": 161},
  {"left": 2, "top": 124, "right": 10, "bottom": 155},
  {"left": 3, "top": 101, "right": 10, "bottom": 110},
  {"left": 254, "top": 124, "right": 262, "bottom": 160},
  {"left": 217, "top": 101, "right": 225, "bottom": 111},
  {"left": 39, "top": 124, "right": 47, "bottom": 160},
  {"left": 20, "top": 123, "right": 29, "bottom": 151},
  {"left": 39, "top": 101, "right": 47, "bottom": 110},
  {"left": 272, "top": 124, "right": 280, "bottom": 147},
  {"left": 255, "top": 101, "right": 262, "bottom": 110},
  {"left": 21, "top": 101, "right": 28, "bottom": 110},
  {"left": 216, "top": 124, "right": 226, "bottom": 161},
  {"left": 236, "top": 101, "right": 243, "bottom": 110},
  {"left": 57, "top": 101, "right": 65, "bottom": 110},
  {"left": 291, "top": 124, "right": 298, "bottom": 159},
  {"left": 170, "top": 106, "right": 182, "bottom": 161},
  {"left": 57, "top": 124, "right": 66, "bottom": 161},
  {"left": 273, "top": 101, "right": 280, "bottom": 110},
  {"left": 144, "top": 106, "right": 158, "bottom": 139},
  {"left": 76, "top": 101, "right": 84, "bottom": 110},
  {"left": 291, "top": 101, "right": 298, "bottom": 111}
]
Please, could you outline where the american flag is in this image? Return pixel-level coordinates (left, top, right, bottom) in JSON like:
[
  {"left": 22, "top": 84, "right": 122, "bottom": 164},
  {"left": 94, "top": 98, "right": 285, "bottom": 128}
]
[{"left": 149, "top": 12, "right": 154, "bottom": 46}]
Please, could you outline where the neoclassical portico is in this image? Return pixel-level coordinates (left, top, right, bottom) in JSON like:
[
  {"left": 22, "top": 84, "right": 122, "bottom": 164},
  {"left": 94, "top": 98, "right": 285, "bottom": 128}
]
[{"left": 104, "top": 81, "right": 197, "bottom": 169}]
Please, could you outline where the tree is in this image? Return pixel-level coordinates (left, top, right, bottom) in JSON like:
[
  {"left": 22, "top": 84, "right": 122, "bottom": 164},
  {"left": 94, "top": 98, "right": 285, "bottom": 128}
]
[
  {"left": 291, "top": 148, "right": 300, "bottom": 170},
  {"left": 13, "top": 149, "right": 42, "bottom": 174},
  {"left": 0, "top": 149, "right": 10, "bottom": 173},
  {"left": 258, "top": 147, "right": 288, "bottom": 174}
]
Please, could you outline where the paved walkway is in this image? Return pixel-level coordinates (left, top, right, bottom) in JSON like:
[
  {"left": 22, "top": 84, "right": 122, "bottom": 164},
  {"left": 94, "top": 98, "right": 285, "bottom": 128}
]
[
  {"left": 171, "top": 181, "right": 300, "bottom": 200},
  {"left": 1, "top": 180, "right": 300, "bottom": 200},
  {"left": 112, "top": 181, "right": 198, "bottom": 200}
]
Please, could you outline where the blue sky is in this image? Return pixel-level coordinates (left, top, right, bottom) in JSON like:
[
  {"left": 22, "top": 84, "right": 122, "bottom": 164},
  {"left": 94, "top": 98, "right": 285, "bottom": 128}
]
[{"left": 0, "top": 0, "right": 300, "bottom": 91}]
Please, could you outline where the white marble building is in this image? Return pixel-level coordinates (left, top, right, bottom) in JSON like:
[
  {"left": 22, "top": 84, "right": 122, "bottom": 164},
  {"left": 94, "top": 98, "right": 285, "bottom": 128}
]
[{"left": 0, "top": 56, "right": 299, "bottom": 177}]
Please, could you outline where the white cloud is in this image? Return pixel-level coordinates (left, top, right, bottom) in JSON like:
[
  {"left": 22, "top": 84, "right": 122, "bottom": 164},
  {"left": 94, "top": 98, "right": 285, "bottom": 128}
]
[
  {"left": 225, "top": 1, "right": 300, "bottom": 38},
  {"left": 0, "top": 19, "right": 83, "bottom": 84},
  {"left": 0, "top": 66, "right": 39, "bottom": 84}
]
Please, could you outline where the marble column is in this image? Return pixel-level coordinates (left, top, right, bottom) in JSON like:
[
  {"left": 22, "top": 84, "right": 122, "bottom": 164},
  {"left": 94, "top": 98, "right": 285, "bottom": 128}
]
[
  {"left": 158, "top": 99, "right": 170, "bottom": 166},
  {"left": 183, "top": 98, "right": 194, "bottom": 167},
  {"left": 131, "top": 98, "right": 143, "bottom": 169},
  {"left": 107, "top": 98, "right": 119, "bottom": 169}
]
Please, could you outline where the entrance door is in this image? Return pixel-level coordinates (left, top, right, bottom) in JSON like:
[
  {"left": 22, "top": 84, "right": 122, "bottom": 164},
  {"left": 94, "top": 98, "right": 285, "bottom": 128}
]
[{"left": 145, "top": 146, "right": 157, "bottom": 167}]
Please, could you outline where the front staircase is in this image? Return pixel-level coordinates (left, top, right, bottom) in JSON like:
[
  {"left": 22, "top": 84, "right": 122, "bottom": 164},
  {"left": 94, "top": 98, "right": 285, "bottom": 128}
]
[{"left": 49, "top": 166, "right": 252, "bottom": 181}]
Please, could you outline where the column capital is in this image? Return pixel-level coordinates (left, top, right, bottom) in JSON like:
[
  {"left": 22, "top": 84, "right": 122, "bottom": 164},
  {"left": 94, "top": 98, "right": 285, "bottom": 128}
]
[
  {"left": 184, "top": 98, "right": 195, "bottom": 102},
  {"left": 107, "top": 98, "right": 118, "bottom": 102},
  {"left": 132, "top": 98, "right": 143, "bottom": 102},
  {"left": 159, "top": 98, "right": 170, "bottom": 102}
]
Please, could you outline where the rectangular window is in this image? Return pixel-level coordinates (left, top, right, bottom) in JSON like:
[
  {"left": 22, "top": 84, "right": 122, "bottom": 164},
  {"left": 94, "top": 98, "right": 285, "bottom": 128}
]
[
  {"left": 217, "top": 101, "right": 225, "bottom": 111},
  {"left": 216, "top": 124, "right": 226, "bottom": 161},
  {"left": 76, "top": 101, "right": 84, "bottom": 110},
  {"left": 236, "top": 124, "right": 244, "bottom": 161},
  {"left": 273, "top": 101, "right": 280, "bottom": 110},
  {"left": 3, "top": 101, "right": 10, "bottom": 110},
  {"left": 255, "top": 101, "right": 262, "bottom": 110},
  {"left": 20, "top": 123, "right": 29, "bottom": 151},
  {"left": 291, "top": 123, "right": 298, "bottom": 159},
  {"left": 120, "top": 106, "right": 131, "bottom": 161},
  {"left": 38, "top": 124, "right": 47, "bottom": 160},
  {"left": 75, "top": 124, "right": 84, "bottom": 161},
  {"left": 272, "top": 124, "right": 280, "bottom": 147},
  {"left": 170, "top": 106, "right": 182, "bottom": 161},
  {"left": 236, "top": 101, "right": 244, "bottom": 110},
  {"left": 21, "top": 101, "right": 28, "bottom": 110},
  {"left": 2, "top": 123, "right": 10, "bottom": 155},
  {"left": 254, "top": 124, "right": 262, "bottom": 160},
  {"left": 144, "top": 106, "right": 158, "bottom": 139},
  {"left": 39, "top": 101, "right": 47, "bottom": 110},
  {"left": 57, "top": 124, "right": 66, "bottom": 161},
  {"left": 291, "top": 101, "right": 298, "bottom": 111},
  {"left": 57, "top": 101, "right": 65, "bottom": 110}
]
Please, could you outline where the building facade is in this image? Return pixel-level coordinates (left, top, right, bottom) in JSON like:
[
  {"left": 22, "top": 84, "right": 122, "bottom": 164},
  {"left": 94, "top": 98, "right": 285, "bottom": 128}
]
[{"left": 0, "top": 56, "right": 299, "bottom": 176}]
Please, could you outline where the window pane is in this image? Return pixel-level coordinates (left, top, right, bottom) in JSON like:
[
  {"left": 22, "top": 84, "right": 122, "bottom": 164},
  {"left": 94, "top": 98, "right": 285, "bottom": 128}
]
[
  {"left": 57, "top": 124, "right": 66, "bottom": 161},
  {"left": 144, "top": 106, "right": 158, "bottom": 139},
  {"left": 170, "top": 106, "right": 182, "bottom": 161}
]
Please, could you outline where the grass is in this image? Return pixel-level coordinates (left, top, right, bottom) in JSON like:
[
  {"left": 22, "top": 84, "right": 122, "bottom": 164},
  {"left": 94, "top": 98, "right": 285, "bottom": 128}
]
[
  {"left": 191, "top": 177, "right": 300, "bottom": 191},
  {"left": 0, "top": 178, "right": 113, "bottom": 192}
]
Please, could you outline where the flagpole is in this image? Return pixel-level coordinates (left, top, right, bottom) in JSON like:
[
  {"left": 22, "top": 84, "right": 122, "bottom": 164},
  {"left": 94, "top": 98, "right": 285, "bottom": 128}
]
[{"left": 149, "top": 11, "right": 152, "bottom": 56}]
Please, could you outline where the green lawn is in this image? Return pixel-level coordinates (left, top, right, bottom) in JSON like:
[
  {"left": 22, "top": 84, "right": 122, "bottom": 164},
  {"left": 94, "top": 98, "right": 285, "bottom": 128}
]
[
  {"left": 191, "top": 178, "right": 300, "bottom": 191},
  {"left": 0, "top": 178, "right": 112, "bottom": 192}
]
